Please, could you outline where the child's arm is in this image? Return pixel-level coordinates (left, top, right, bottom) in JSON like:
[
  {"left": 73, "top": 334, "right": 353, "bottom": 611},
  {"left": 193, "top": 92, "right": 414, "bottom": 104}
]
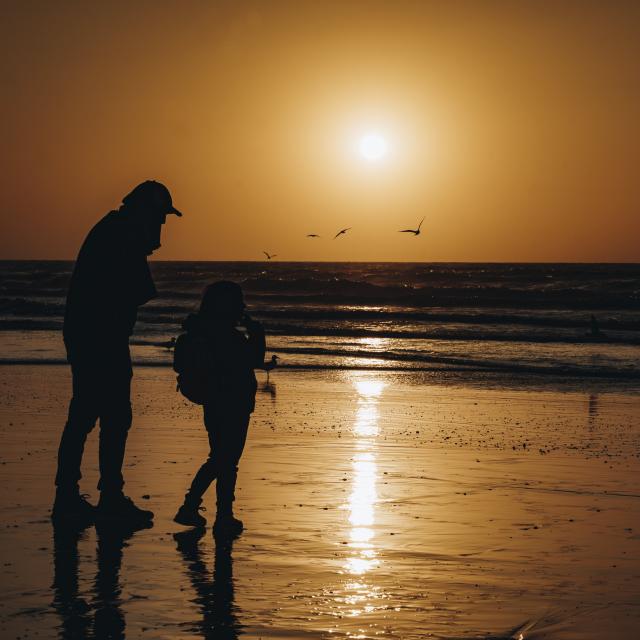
[{"left": 244, "top": 315, "right": 266, "bottom": 368}]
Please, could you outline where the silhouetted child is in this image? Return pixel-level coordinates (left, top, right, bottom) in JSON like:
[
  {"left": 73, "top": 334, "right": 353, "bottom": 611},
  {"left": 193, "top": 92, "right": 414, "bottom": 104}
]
[{"left": 173, "top": 281, "right": 266, "bottom": 536}]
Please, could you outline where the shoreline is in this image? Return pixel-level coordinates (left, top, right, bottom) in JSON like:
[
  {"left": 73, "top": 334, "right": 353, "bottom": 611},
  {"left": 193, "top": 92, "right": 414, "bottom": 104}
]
[{"left": 1, "top": 359, "right": 640, "bottom": 386}]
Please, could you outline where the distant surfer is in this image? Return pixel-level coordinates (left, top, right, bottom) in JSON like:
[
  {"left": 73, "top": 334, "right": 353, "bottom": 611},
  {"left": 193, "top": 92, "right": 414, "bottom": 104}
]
[{"left": 587, "top": 314, "right": 606, "bottom": 339}]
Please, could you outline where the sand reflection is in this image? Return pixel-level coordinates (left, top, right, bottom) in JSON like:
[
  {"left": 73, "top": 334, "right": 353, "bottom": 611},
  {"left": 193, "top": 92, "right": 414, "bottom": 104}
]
[{"left": 341, "top": 376, "right": 386, "bottom": 614}]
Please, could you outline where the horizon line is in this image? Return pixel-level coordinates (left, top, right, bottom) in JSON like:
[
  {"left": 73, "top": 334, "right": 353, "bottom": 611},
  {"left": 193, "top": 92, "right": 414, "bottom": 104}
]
[{"left": 1, "top": 258, "right": 640, "bottom": 266}]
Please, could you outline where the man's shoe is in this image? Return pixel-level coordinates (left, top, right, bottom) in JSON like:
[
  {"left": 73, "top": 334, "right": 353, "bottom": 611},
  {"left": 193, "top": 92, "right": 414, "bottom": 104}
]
[
  {"left": 174, "top": 503, "right": 207, "bottom": 528},
  {"left": 96, "top": 493, "right": 154, "bottom": 523},
  {"left": 212, "top": 514, "right": 243, "bottom": 538},
  {"left": 51, "top": 492, "right": 95, "bottom": 522}
]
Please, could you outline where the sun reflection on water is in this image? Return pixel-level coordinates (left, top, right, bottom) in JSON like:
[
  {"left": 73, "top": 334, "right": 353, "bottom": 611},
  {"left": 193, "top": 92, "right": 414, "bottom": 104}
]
[
  {"left": 353, "top": 379, "right": 386, "bottom": 399},
  {"left": 341, "top": 375, "right": 386, "bottom": 613}
]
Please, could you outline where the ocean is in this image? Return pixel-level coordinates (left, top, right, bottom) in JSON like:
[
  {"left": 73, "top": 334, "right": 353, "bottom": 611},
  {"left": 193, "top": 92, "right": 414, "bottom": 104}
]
[{"left": 1, "top": 260, "right": 639, "bottom": 386}]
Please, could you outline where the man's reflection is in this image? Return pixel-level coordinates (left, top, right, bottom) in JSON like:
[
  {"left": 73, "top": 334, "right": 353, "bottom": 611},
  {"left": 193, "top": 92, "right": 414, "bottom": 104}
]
[
  {"left": 52, "top": 521, "right": 92, "bottom": 639},
  {"left": 174, "top": 528, "right": 242, "bottom": 639},
  {"left": 51, "top": 520, "right": 151, "bottom": 639},
  {"left": 93, "top": 521, "right": 151, "bottom": 639}
]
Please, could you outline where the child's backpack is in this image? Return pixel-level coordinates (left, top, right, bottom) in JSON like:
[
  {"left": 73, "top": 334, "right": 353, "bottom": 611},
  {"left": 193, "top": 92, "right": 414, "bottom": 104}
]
[{"left": 172, "top": 332, "right": 209, "bottom": 405}]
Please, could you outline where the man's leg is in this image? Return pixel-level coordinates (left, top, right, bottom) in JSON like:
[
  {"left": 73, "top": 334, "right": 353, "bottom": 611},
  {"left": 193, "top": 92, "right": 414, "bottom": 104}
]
[
  {"left": 96, "top": 373, "right": 132, "bottom": 495},
  {"left": 54, "top": 366, "right": 99, "bottom": 518},
  {"left": 95, "top": 352, "right": 153, "bottom": 522}
]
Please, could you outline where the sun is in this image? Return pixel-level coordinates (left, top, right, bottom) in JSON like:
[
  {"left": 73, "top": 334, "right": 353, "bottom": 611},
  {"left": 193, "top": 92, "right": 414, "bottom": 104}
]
[{"left": 359, "top": 132, "right": 388, "bottom": 161}]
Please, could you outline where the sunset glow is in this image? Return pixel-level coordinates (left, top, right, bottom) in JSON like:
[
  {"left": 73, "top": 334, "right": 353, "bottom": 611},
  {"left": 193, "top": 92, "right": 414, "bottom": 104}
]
[
  {"left": 2, "top": 2, "right": 639, "bottom": 262},
  {"left": 358, "top": 133, "right": 388, "bottom": 162}
]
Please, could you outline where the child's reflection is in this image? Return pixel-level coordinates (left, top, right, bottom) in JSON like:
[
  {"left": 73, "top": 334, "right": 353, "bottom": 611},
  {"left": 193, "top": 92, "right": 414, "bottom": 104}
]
[{"left": 174, "top": 527, "right": 242, "bottom": 639}]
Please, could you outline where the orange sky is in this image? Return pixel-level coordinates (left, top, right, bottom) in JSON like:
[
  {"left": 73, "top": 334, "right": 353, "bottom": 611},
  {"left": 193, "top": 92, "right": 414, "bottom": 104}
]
[{"left": 2, "top": 1, "right": 639, "bottom": 262}]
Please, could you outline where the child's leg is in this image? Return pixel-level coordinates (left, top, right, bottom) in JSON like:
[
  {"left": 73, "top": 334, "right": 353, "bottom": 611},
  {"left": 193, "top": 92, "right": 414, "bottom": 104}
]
[
  {"left": 182, "top": 406, "right": 220, "bottom": 505},
  {"left": 183, "top": 457, "right": 216, "bottom": 505},
  {"left": 208, "top": 412, "right": 250, "bottom": 517}
]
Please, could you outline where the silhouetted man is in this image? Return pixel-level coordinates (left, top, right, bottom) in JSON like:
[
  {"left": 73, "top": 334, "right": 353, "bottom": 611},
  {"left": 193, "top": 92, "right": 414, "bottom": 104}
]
[{"left": 53, "top": 180, "right": 182, "bottom": 523}]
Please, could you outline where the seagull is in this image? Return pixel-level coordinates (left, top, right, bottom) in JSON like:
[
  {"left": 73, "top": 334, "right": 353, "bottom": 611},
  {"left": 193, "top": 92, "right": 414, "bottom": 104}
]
[
  {"left": 333, "top": 227, "right": 352, "bottom": 239},
  {"left": 306, "top": 234, "right": 321, "bottom": 238},
  {"left": 160, "top": 337, "right": 176, "bottom": 350},
  {"left": 398, "top": 217, "right": 425, "bottom": 236},
  {"left": 263, "top": 354, "right": 279, "bottom": 382},
  {"left": 263, "top": 251, "right": 277, "bottom": 260}
]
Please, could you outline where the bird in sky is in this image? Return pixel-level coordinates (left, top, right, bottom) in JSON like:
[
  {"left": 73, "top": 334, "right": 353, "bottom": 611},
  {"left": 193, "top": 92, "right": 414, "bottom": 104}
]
[
  {"left": 333, "top": 227, "right": 352, "bottom": 239},
  {"left": 398, "top": 217, "right": 425, "bottom": 236},
  {"left": 306, "top": 234, "right": 321, "bottom": 238},
  {"left": 263, "top": 251, "right": 277, "bottom": 260}
]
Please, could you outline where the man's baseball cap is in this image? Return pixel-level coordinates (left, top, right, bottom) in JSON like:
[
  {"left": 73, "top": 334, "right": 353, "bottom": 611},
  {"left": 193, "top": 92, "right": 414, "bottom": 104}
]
[{"left": 122, "top": 180, "right": 183, "bottom": 217}]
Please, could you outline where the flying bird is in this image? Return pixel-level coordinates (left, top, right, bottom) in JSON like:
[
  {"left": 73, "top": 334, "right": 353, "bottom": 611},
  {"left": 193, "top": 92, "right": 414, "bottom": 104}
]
[
  {"left": 263, "top": 251, "right": 277, "bottom": 260},
  {"left": 333, "top": 227, "right": 352, "bottom": 239},
  {"left": 398, "top": 217, "right": 425, "bottom": 236},
  {"left": 306, "top": 234, "right": 321, "bottom": 238}
]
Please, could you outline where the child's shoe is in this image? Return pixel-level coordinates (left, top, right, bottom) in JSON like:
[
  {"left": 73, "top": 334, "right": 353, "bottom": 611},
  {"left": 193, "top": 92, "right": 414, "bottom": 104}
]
[
  {"left": 213, "top": 514, "right": 243, "bottom": 538},
  {"left": 174, "top": 499, "right": 206, "bottom": 527}
]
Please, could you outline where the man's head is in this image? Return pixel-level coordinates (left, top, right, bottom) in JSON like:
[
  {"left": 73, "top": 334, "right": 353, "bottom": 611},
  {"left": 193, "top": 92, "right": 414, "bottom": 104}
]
[{"left": 121, "top": 180, "right": 182, "bottom": 255}]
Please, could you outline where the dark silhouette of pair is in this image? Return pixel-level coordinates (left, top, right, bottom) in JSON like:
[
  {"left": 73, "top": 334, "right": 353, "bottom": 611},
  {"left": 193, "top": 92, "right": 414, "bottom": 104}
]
[
  {"left": 53, "top": 181, "right": 270, "bottom": 536},
  {"left": 50, "top": 181, "right": 253, "bottom": 636}
]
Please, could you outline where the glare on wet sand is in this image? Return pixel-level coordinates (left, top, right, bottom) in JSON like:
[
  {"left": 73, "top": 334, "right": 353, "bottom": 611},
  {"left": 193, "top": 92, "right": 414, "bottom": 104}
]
[{"left": 342, "top": 375, "right": 384, "bottom": 613}]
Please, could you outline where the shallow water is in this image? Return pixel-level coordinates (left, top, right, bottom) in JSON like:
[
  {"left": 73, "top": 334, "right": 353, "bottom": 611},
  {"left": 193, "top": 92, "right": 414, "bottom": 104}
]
[
  {"left": 2, "top": 261, "right": 640, "bottom": 380},
  {"left": 1, "top": 366, "right": 639, "bottom": 638}
]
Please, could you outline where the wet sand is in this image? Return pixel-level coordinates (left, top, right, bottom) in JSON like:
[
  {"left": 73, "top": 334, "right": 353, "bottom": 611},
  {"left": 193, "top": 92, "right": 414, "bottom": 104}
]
[{"left": 1, "top": 365, "right": 639, "bottom": 639}]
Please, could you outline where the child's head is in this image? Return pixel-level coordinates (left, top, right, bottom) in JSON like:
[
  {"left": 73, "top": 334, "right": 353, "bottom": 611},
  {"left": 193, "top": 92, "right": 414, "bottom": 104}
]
[{"left": 200, "top": 281, "right": 245, "bottom": 325}]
